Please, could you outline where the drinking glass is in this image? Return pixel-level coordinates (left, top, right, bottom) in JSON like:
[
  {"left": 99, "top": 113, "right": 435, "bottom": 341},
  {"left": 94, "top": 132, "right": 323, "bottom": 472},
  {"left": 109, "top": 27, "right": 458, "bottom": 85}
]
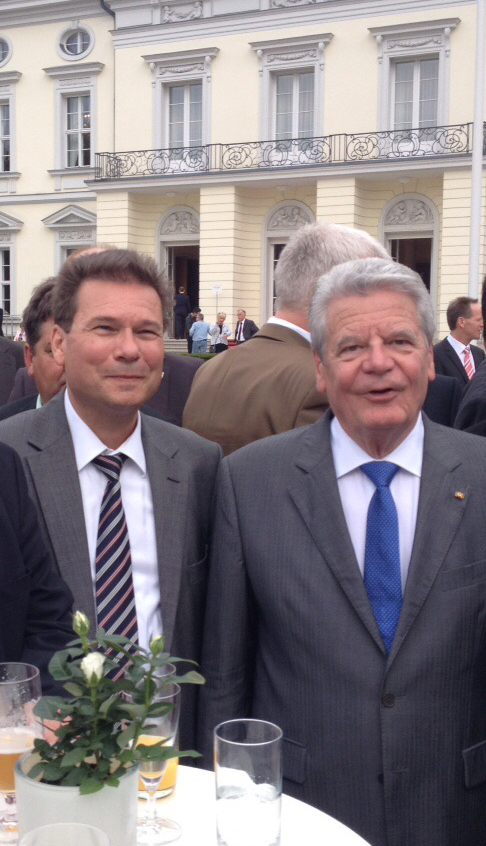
[
  {"left": 0, "top": 664, "right": 42, "bottom": 842},
  {"left": 138, "top": 664, "right": 179, "bottom": 800},
  {"left": 19, "top": 822, "right": 110, "bottom": 846},
  {"left": 214, "top": 719, "right": 283, "bottom": 846},
  {"left": 136, "top": 681, "right": 181, "bottom": 844}
]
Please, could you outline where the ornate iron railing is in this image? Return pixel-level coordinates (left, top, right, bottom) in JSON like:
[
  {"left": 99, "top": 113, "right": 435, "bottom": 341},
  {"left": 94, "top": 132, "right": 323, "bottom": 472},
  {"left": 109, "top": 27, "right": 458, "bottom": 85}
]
[{"left": 95, "top": 123, "right": 473, "bottom": 180}]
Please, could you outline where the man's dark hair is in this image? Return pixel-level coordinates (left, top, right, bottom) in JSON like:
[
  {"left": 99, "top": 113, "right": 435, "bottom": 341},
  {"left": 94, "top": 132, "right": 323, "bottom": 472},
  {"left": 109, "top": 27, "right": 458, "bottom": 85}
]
[
  {"left": 22, "top": 278, "right": 56, "bottom": 349},
  {"left": 446, "top": 296, "right": 478, "bottom": 330},
  {"left": 54, "top": 249, "right": 172, "bottom": 331}
]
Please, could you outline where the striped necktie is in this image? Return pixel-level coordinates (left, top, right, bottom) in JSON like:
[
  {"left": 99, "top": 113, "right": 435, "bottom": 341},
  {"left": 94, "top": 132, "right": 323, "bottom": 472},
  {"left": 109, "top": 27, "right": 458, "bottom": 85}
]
[
  {"left": 93, "top": 453, "right": 138, "bottom": 677},
  {"left": 464, "top": 346, "right": 474, "bottom": 380}
]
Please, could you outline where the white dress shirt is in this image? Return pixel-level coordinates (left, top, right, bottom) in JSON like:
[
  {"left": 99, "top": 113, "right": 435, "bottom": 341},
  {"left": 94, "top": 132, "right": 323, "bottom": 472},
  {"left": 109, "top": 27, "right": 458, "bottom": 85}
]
[
  {"left": 267, "top": 316, "right": 311, "bottom": 344},
  {"left": 447, "top": 334, "right": 477, "bottom": 374},
  {"left": 330, "top": 415, "right": 424, "bottom": 590},
  {"left": 64, "top": 390, "right": 161, "bottom": 649}
]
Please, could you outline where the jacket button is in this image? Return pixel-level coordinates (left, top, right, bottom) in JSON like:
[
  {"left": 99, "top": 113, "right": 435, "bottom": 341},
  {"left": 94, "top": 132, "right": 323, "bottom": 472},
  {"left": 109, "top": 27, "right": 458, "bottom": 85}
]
[{"left": 382, "top": 693, "right": 395, "bottom": 707}]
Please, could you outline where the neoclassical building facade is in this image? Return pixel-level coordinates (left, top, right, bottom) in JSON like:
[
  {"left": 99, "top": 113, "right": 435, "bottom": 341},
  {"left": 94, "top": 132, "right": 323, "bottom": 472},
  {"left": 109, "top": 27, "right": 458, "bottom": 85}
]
[{"left": 0, "top": 0, "right": 484, "bottom": 335}]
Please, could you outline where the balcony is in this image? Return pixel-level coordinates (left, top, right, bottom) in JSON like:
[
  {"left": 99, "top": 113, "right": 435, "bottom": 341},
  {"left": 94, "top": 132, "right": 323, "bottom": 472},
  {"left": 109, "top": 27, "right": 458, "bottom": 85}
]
[{"left": 95, "top": 123, "right": 474, "bottom": 181}]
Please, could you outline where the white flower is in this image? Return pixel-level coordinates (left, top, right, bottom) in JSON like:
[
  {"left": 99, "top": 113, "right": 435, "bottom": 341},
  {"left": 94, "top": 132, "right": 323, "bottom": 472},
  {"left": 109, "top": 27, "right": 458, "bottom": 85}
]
[
  {"left": 149, "top": 635, "right": 164, "bottom": 656},
  {"left": 72, "top": 611, "right": 90, "bottom": 637},
  {"left": 81, "top": 652, "right": 105, "bottom": 683}
]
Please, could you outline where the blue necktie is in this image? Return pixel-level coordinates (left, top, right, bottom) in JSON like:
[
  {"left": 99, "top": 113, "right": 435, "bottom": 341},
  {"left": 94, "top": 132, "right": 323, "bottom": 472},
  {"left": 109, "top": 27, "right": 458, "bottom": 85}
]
[{"left": 360, "top": 461, "right": 402, "bottom": 653}]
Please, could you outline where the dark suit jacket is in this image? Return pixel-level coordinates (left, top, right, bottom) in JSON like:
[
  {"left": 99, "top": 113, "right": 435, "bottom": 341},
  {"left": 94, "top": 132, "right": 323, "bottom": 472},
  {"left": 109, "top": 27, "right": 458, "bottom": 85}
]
[
  {"left": 174, "top": 293, "right": 191, "bottom": 316},
  {"left": 453, "top": 360, "right": 486, "bottom": 435},
  {"left": 199, "top": 413, "right": 486, "bottom": 846},
  {"left": 422, "top": 374, "right": 464, "bottom": 427},
  {"left": 0, "top": 390, "right": 221, "bottom": 747},
  {"left": 8, "top": 366, "right": 37, "bottom": 402},
  {"left": 0, "top": 337, "right": 25, "bottom": 405},
  {"left": 183, "top": 322, "right": 329, "bottom": 455},
  {"left": 433, "top": 337, "right": 485, "bottom": 386},
  {"left": 235, "top": 318, "right": 259, "bottom": 341},
  {"left": 0, "top": 442, "right": 73, "bottom": 693},
  {"left": 0, "top": 394, "right": 37, "bottom": 420}
]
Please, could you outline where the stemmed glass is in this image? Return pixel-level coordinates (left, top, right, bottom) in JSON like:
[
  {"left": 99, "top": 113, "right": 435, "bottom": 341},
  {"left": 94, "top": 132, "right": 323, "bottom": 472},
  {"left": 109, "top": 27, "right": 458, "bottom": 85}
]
[
  {"left": 136, "top": 681, "right": 181, "bottom": 844},
  {"left": 0, "top": 663, "right": 43, "bottom": 842}
]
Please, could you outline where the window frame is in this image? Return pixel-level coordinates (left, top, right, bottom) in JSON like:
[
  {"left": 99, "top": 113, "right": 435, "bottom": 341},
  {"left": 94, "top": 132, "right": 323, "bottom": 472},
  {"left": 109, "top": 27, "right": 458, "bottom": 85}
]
[
  {"left": 0, "top": 211, "right": 22, "bottom": 318},
  {"left": 369, "top": 18, "right": 459, "bottom": 132},
  {"left": 143, "top": 48, "right": 219, "bottom": 151},
  {"left": 57, "top": 24, "right": 94, "bottom": 62},
  {"left": 0, "top": 36, "right": 12, "bottom": 70},
  {"left": 0, "top": 71, "right": 20, "bottom": 179},
  {"left": 250, "top": 34, "right": 332, "bottom": 143},
  {"left": 42, "top": 204, "right": 96, "bottom": 270}
]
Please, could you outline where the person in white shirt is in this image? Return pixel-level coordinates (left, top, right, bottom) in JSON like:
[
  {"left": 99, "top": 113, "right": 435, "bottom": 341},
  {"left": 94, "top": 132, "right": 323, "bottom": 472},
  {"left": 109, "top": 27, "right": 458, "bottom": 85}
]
[
  {"left": 209, "top": 312, "right": 231, "bottom": 353},
  {"left": 199, "top": 257, "right": 486, "bottom": 846},
  {"left": 433, "top": 295, "right": 484, "bottom": 386},
  {"left": 0, "top": 248, "right": 220, "bottom": 748}
]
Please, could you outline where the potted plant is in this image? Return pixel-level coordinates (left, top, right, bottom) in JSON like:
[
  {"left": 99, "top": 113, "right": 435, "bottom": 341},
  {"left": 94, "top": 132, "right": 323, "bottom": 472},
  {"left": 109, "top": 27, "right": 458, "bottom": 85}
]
[{"left": 15, "top": 611, "right": 203, "bottom": 846}]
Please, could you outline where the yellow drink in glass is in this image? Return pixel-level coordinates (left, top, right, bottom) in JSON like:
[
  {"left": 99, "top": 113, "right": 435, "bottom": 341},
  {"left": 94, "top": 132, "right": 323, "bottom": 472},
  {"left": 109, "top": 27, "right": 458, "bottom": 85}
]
[
  {"left": 0, "top": 727, "right": 36, "bottom": 793},
  {"left": 137, "top": 734, "right": 178, "bottom": 798}
]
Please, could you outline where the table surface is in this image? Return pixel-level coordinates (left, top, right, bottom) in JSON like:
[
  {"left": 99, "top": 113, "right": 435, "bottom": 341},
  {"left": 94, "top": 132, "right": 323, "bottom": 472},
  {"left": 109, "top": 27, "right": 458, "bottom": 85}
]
[{"left": 158, "top": 766, "right": 372, "bottom": 846}]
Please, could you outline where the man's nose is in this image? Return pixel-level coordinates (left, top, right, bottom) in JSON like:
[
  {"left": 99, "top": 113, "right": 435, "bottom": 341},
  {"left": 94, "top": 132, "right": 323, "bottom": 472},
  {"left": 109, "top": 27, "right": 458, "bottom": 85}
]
[
  {"left": 115, "top": 330, "right": 141, "bottom": 359},
  {"left": 362, "top": 342, "right": 394, "bottom": 372}
]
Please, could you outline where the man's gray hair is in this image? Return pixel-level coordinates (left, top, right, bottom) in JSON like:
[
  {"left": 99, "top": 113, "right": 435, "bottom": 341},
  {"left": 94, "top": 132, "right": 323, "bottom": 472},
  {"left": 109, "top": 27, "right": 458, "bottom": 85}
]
[
  {"left": 309, "top": 257, "right": 436, "bottom": 360},
  {"left": 274, "top": 222, "right": 389, "bottom": 311}
]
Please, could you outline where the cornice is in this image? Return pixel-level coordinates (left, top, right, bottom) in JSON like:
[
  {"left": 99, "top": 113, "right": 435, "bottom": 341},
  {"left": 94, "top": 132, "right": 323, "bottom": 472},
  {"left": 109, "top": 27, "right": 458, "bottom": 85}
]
[
  {"left": 0, "top": 1, "right": 106, "bottom": 28},
  {"left": 110, "top": 0, "right": 476, "bottom": 49},
  {"left": 43, "top": 62, "right": 105, "bottom": 78}
]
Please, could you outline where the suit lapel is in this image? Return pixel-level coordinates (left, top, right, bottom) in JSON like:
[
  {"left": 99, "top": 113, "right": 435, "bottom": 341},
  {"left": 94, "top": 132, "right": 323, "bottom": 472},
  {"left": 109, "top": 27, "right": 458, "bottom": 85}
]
[
  {"left": 142, "top": 417, "right": 187, "bottom": 650},
  {"left": 388, "top": 417, "right": 469, "bottom": 663},
  {"left": 22, "top": 394, "right": 95, "bottom": 622},
  {"left": 443, "top": 339, "right": 467, "bottom": 383},
  {"left": 288, "top": 416, "right": 386, "bottom": 653}
]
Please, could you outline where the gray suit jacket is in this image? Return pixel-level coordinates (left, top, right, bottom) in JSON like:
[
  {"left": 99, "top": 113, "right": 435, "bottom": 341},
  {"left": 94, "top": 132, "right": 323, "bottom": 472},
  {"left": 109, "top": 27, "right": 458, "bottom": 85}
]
[
  {"left": 198, "top": 413, "right": 486, "bottom": 846},
  {"left": 0, "top": 337, "right": 25, "bottom": 405},
  {"left": 0, "top": 390, "right": 221, "bottom": 748}
]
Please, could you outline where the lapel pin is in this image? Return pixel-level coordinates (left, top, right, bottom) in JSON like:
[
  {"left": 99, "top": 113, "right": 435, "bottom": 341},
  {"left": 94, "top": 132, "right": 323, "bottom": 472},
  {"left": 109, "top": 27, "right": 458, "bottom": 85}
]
[{"left": 454, "top": 491, "right": 465, "bottom": 500}]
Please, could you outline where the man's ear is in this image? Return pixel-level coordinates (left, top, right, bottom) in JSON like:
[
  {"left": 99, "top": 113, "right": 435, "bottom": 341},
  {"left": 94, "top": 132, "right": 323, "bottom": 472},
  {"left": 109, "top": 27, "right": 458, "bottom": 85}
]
[
  {"left": 314, "top": 351, "right": 327, "bottom": 394},
  {"left": 51, "top": 324, "right": 66, "bottom": 367},
  {"left": 24, "top": 344, "right": 34, "bottom": 376}
]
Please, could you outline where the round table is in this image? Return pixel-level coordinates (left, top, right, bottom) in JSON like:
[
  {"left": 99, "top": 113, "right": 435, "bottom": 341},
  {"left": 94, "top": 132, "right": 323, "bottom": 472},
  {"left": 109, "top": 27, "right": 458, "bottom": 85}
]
[{"left": 157, "top": 766, "right": 372, "bottom": 845}]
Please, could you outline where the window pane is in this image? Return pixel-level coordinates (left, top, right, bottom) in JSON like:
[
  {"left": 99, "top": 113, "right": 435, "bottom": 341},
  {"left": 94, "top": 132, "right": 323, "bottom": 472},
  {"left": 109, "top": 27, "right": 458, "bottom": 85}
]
[
  {"left": 189, "top": 83, "right": 202, "bottom": 146},
  {"left": 66, "top": 97, "right": 79, "bottom": 130},
  {"left": 276, "top": 74, "right": 293, "bottom": 140},
  {"left": 0, "top": 41, "right": 8, "bottom": 63},
  {"left": 298, "top": 72, "right": 314, "bottom": 138},
  {"left": 394, "top": 61, "right": 414, "bottom": 129},
  {"left": 419, "top": 58, "right": 438, "bottom": 127}
]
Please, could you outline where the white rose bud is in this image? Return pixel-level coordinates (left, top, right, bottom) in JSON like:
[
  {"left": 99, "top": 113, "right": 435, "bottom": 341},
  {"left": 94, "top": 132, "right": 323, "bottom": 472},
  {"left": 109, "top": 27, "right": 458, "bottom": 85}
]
[
  {"left": 81, "top": 652, "right": 105, "bottom": 683},
  {"left": 73, "top": 611, "right": 90, "bottom": 637},
  {"left": 149, "top": 635, "right": 164, "bottom": 656}
]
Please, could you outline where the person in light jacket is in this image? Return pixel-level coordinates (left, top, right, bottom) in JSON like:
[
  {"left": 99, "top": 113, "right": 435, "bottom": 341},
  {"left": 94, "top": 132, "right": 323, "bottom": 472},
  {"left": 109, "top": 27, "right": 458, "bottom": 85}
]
[{"left": 209, "top": 312, "right": 231, "bottom": 353}]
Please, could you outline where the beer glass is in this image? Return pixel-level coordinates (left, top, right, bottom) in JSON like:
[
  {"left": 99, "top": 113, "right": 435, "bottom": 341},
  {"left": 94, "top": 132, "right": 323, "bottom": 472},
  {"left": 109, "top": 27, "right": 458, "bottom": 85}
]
[{"left": 0, "top": 663, "right": 42, "bottom": 841}]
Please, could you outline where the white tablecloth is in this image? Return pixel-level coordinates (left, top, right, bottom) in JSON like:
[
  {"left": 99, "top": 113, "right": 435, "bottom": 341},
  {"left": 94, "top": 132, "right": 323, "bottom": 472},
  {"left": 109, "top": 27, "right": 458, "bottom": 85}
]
[{"left": 159, "top": 766, "right": 372, "bottom": 845}]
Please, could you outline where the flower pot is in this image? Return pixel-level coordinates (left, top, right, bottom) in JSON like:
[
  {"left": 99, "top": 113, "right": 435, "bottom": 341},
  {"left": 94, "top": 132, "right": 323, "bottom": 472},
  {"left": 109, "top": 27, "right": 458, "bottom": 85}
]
[{"left": 15, "top": 752, "right": 138, "bottom": 846}]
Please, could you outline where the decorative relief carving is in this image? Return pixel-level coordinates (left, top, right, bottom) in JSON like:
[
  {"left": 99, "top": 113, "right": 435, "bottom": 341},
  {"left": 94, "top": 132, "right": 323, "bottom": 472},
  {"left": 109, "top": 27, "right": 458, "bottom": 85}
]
[
  {"left": 267, "top": 50, "right": 317, "bottom": 63},
  {"left": 0, "top": 233, "right": 12, "bottom": 243},
  {"left": 161, "top": 210, "right": 199, "bottom": 235},
  {"left": 385, "top": 199, "right": 433, "bottom": 225},
  {"left": 271, "top": 0, "right": 317, "bottom": 7},
  {"left": 59, "top": 77, "right": 91, "bottom": 88},
  {"left": 163, "top": 1, "right": 203, "bottom": 23},
  {"left": 59, "top": 229, "right": 94, "bottom": 241},
  {"left": 157, "top": 63, "right": 204, "bottom": 76},
  {"left": 268, "top": 205, "right": 312, "bottom": 230},
  {"left": 388, "top": 36, "right": 442, "bottom": 51}
]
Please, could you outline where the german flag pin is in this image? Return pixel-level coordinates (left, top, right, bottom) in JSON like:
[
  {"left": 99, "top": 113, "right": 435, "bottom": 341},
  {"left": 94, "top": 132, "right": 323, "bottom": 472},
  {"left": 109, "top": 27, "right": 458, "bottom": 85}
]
[{"left": 454, "top": 491, "right": 465, "bottom": 500}]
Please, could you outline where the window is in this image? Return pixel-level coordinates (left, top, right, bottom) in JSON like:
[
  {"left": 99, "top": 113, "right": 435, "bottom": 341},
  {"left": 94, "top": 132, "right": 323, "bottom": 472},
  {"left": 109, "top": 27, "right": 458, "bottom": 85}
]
[
  {"left": 143, "top": 48, "right": 219, "bottom": 156},
  {"left": 1, "top": 248, "right": 10, "bottom": 314},
  {"left": 263, "top": 201, "right": 313, "bottom": 321},
  {"left": 393, "top": 58, "right": 439, "bottom": 130},
  {"left": 275, "top": 71, "right": 314, "bottom": 142},
  {"left": 251, "top": 34, "right": 332, "bottom": 145},
  {"left": 42, "top": 204, "right": 96, "bottom": 269},
  {"left": 369, "top": 19, "right": 459, "bottom": 131},
  {"left": 0, "top": 37, "right": 12, "bottom": 69},
  {"left": 65, "top": 94, "right": 91, "bottom": 167},
  {"left": 57, "top": 25, "right": 94, "bottom": 62},
  {"left": 0, "top": 103, "right": 10, "bottom": 172},
  {"left": 168, "top": 83, "right": 202, "bottom": 152}
]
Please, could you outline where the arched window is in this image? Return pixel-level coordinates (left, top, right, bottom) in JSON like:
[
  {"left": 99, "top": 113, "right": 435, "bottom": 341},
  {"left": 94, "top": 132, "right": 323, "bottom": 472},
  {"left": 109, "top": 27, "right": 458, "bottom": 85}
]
[{"left": 263, "top": 201, "right": 314, "bottom": 320}]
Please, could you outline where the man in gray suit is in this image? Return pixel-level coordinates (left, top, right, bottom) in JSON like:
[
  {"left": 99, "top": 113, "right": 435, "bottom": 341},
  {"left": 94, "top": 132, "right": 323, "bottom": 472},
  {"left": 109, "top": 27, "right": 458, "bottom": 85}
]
[
  {"left": 0, "top": 249, "right": 220, "bottom": 747},
  {"left": 199, "top": 257, "right": 486, "bottom": 846}
]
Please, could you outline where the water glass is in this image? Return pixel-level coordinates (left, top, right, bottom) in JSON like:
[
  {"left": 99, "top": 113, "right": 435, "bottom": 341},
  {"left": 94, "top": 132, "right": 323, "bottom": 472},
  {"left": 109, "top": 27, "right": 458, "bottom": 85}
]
[
  {"left": 19, "top": 822, "right": 110, "bottom": 845},
  {"left": 214, "top": 719, "right": 283, "bottom": 846}
]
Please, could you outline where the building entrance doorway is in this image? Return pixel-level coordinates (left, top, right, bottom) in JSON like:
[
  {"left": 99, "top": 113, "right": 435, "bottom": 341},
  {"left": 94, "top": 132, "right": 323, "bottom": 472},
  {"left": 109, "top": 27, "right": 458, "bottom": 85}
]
[
  {"left": 166, "top": 244, "right": 200, "bottom": 337},
  {"left": 389, "top": 237, "right": 432, "bottom": 291}
]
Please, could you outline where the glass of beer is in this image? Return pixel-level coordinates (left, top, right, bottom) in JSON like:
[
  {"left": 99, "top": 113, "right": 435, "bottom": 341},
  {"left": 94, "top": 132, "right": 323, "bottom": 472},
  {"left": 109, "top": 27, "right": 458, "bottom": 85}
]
[
  {"left": 136, "top": 681, "right": 181, "bottom": 844},
  {"left": 0, "top": 663, "right": 42, "bottom": 839}
]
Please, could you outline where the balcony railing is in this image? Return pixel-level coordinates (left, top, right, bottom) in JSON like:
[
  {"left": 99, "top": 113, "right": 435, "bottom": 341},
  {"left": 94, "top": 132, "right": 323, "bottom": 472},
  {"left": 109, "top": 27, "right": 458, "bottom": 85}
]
[{"left": 95, "top": 123, "right": 473, "bottom": 180}]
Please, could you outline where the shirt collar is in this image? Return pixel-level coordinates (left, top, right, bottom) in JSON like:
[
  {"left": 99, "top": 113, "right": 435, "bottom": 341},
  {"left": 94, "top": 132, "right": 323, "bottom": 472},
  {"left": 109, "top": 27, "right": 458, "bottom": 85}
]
[
  {"left": 331, "top": 414, "right": 424, "bottom": 479},
  {"left": 64, "top": 389, "right": 146, "bottom": 475},
  {"left": 267, "top": 316, "right": 311, "bottom": 344},
  {"left": 447, "top": 334, "right": 468, "bottom": 355}
]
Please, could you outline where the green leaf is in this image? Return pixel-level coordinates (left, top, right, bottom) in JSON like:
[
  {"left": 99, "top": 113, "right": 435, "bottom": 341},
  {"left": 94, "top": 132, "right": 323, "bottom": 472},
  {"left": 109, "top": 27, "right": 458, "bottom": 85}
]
[
  {"left": 172, "top": 670, "right": 205, "bottom": 685},
  {"left": 42, "top": 762, "right": 64, "bottom": 782},
  {"left": 116, "top": 723, "right": 137, "bottom": 749},
  {"left": 98, "top": 693, "right": 119, "bottom": 715},
  {"left": 63, "top": 682, "right": 84, "bottom": 697},
  {"left": 60, "top": 747, "right": 88, "bottom": 767},
  {"left": 61, "top": 768, "right": 82, "bottom": 786},
  {"left": 79, "top": 777, "right": 104, "bottom": 795},
  {"left": 27, "top": 762, "right": 45, "bottom": 780},
  {"left": 33, "top": 697, "right": 66, "bottom": 720},
  {"left": 48, "top": 650, "right": 73, "bottom": 680}
]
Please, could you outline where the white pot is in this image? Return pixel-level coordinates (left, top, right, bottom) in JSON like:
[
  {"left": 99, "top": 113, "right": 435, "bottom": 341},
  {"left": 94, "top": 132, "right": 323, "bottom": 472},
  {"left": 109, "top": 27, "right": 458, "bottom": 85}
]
[{"left": 15, "top": 752, "right": 138, "bottom": 846}]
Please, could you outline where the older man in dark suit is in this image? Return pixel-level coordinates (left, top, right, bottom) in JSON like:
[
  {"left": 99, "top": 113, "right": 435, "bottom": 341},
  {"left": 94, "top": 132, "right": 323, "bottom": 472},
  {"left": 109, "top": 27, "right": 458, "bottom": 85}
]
[{"left": 199, "top": 257, "right": 486, "bottom": 846}]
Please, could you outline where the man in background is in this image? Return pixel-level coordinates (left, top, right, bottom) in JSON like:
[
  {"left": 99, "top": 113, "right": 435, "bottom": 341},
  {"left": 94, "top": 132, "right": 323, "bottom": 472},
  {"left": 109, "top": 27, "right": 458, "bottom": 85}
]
[
  {"left": 234, "top": 309, "right": 258, "bottom": 343},
  {"left": 174, "top": 286, "right": 191, "bottom": 340},
  {"left": 433, "top": 296, "right": 484, "bottom": 386},
  {"left": 183, "top": 222, "right": 388, "bottom": 455}
]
